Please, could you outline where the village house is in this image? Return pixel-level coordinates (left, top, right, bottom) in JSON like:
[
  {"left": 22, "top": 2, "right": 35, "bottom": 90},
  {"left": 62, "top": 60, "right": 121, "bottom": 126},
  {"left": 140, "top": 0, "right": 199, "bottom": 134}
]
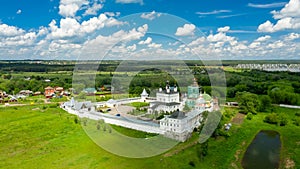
[{"left": 44, "top": 86, "right": 55, "bottom": 98}]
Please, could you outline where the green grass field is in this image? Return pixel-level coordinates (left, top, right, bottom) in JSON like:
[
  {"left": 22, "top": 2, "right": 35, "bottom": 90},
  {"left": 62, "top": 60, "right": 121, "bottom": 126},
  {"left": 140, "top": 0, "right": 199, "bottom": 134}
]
[{"left": 0, "top": 105, "right": 299, "bottom": 168}]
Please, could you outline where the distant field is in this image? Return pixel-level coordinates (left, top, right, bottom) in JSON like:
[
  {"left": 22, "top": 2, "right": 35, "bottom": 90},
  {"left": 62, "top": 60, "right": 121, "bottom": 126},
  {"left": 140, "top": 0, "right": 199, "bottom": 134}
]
[{"left": 0, "top": 105, "right": 299, "bottom": 168}]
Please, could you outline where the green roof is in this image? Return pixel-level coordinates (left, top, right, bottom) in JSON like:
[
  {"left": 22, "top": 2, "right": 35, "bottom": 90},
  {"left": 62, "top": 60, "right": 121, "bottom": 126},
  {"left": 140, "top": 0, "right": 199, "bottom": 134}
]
[{"left": 202, "top": 93, "right": 212, "bottom": 101}]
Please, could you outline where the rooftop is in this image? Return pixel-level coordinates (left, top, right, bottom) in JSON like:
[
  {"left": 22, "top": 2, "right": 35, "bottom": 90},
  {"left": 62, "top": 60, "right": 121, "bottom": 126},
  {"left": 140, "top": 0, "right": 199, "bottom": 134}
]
[{"left": 169, "top": 110, "right": 186, "bottom": 119}]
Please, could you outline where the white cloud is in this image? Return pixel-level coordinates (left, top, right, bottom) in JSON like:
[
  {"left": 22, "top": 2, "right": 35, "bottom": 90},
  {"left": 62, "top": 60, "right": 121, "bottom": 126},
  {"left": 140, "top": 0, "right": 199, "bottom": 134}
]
[
  {"left": 207, "top": 32, "right": 235, "bottom": 42},
  {"left": 258, "top": 0, "right": 300, "bottom": 32},
  {"left": 248, "top": 2, "right": 286, "bottom": 8},
  {"left": 217, "top": 13, "right": 246, "bottom": 19},
  {"left": 138, "top": 37, "right": 152, "bottom": 44},
  {"left": 257, "top": 20, "right": 274, "bottom": 32},
  {"left": 83, "top": 2, "right": 103, "bottom": 16},
  {"left": 249, "top": 41, "right": 261, "bottom": 49},
  {"left": 59, "top": 3, "right": 80, "bottom": 17},
  {"left": 267, "top": 40, "right": 285, "bottom": 49},
  {"left": 48, "top": 14, "right": 124, "bottom": 39},
  {"left": 104, "top": 12, "right": 121, "bottom": 17},
  {"left": 127, "top": 44, "right": 137, "bottom": 51},
  {"left": 115, "top": 0, "right": 143, "bottom": 4},
  {"left": 1, "top": 32, "right": 37, "bottom": 46},
  {"left": 195, "top": 10, "right": 231, "bottom": 15},
  {"left": 140, "top": 11, "right": 161, "bottom": 20},
  {"left": 84, "top": 24, "right": 148, "bottom": 47},
  {"left": 255, "top": 35, "right": 271, "bottom": 42},
  {"left": 284, "top": 32, "right": 300, "bottom": 41},
  {"left": 148, "top": 43, "right": 162, "bottom": 48},
  {"left": 0, "top": 24, "right": 25, "bottom": 37},
  {"left": 217, "top": 26, "right": 230, "bottom": 33},
  {"left": 59, "top": 0, "right": 89, "bottom": 17},
  {"left": 175, "top": 24, "right": 196, "bottom": 36},
  {"left": 271, "top": 0, "right": 300, "bottom": 19},
  {"left": 16, "top": 9, "right": 22, "bottom": 14},
  {"left": 48, "top": 18, "right": 81, "bottom": 39},
  {"left": 81, "top": 24, "right": 148, "bottom": 59}
]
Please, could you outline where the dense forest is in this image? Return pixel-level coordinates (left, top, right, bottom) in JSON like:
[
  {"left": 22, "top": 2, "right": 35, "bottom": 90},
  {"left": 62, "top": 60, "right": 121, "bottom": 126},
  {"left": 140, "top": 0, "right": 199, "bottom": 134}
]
[{"left": 1, "top": 60, "right": 300, "bottom": 106}]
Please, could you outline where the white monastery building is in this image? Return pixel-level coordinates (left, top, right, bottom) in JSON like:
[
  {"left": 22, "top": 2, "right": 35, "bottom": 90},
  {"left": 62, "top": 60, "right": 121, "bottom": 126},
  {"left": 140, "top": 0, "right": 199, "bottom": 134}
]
[{"left": 61, "top": 79, "right": 219, "bottom": 142}]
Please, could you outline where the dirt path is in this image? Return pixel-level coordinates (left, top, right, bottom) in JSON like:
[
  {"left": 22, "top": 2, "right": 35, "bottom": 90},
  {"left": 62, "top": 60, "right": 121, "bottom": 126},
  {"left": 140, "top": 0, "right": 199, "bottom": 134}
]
[
  {"left": 231, "top": 141, "right": 246, "bottom": 169},
  {"left": 231, "top": 113, "right": 245, "bottom": 125}
]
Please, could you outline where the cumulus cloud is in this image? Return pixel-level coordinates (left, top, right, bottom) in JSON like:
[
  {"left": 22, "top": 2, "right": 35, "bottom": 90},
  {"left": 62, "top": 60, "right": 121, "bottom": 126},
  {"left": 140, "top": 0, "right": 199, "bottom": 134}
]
[
  {"left": 284, "top": 32, "right": 300, "bottom": 41},
  {"left": 175, "top": 24, "right": 196, "bottom": 36},
  {"left": 59, "top": 0, "right": 89, "bottom": 17},
  {"left": 1, "top": 32, "right": 37, "bottom": 46},
  {"left": 81, "top": 24, "right": 148, "bottom": 59},
  {"left": 83, "top": 2, "right": 103, "bottom": 16},
  {"left": 138, "top": 37, "right": 152, "bottom": 44},
  {"left": 217, "top": 26, "right": 230, "bottom": 33},
  {"left": 181, "top": 25, "right": 300, "bottom": 59},
  {"left": 0, "top": 24, "right": 25, "bottom": 37},
  {"left": 207, "top": 29, "right": 235, "bottom": 43},
  {"left": 255, "top": 35, "right": 271, "bottom": 42},
  {"left": 271, "top": 0, "right": 300, "bottom": 19},
  {"left": 48, "top": 18, "right": 81, "bottom": 39},
  {"left": 127, "top": 44, "right": 137, "bottom": 51},
  {"left": 258, "top": 0, "right": 300, "bottom": 32},
  {"left": 48, "top": 14, "right": 124, "bottom": 39},
  {"left": 148, "top": 42, "right": 162, "bottom": 48},
  {"left": 140, "top": 11, "right": 161, "bottom": 20}
]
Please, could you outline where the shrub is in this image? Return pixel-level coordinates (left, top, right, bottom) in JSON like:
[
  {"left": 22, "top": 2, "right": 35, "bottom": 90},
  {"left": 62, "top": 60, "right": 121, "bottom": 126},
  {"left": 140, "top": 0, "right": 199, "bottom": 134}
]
[
  {"left": 219, "top": 130, "right": 231, "bottom": 138},
  {"left": 278, "top": 114, "right": 288, "bottom": 126},
  {"left": 74, "top": 117, "right": 79, "bottom": 124},
  {"left": 246, "top": 113, "right": 253, "bottom": 120},
  {"left": 49, "top": 104, "right": 57, "bottom": 108},
  {"left": 264, "top": 113, "right": 278, "bottom": 124},
  {"left": 188, "top": 161, "right": 195, "bottom": 167},
  {"left": 294, "top": 117, "right": 300, "bottom": 126},
  {"left": 264, "top": 113, "right": 288, "bottom": 126}
]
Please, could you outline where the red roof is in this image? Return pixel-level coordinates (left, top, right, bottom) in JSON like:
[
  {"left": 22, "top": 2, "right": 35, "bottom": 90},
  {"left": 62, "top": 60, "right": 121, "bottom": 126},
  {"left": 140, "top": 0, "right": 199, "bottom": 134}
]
[{"left": 45, "top": 86, "right": 54, "bottom": 90}]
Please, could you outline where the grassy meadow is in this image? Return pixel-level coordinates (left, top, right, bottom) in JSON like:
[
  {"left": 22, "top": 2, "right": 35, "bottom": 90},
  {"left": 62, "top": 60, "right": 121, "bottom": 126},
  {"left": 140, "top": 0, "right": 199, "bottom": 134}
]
[{"left": 0, "top": 105, "right": 299, "bottom": 168}]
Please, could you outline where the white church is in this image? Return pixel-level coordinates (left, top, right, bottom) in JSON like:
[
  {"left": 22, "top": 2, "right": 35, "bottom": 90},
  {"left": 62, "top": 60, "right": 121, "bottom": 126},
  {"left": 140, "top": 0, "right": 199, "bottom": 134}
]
[
  {"left": 137, "top": 79, "right": 218, "bottom": 141},
  {"left": 147, "top": 81, "right": 182, "bottom": 114}
]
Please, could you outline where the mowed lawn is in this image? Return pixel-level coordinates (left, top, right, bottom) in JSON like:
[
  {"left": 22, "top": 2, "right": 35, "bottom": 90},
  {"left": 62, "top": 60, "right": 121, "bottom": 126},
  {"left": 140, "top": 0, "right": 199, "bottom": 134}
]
[{"left": 0, "top": 105, "right": 299, "bottom": 169}]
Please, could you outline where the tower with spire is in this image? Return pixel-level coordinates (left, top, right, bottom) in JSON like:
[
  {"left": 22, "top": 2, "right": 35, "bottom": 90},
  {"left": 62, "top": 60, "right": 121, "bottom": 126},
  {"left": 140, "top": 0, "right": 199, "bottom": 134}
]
[
  {"left": 186, "top": 78, "right": 200, "bottom": 108},
  {"left": 140, "top": 88, "right": 149, "bottom": 102}
]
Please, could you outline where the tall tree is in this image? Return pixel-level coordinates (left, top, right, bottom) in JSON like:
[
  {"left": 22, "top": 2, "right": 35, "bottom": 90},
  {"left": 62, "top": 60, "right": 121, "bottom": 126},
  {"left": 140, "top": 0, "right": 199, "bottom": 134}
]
[{"left": 236, "top": 92, "right": 260, "bottom": 114}]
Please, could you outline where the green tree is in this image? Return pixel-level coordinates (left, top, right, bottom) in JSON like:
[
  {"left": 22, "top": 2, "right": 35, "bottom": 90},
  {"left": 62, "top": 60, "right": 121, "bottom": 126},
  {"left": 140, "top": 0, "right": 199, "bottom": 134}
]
[
  {"left": 77, "top": 92, "right": 87, "bottom": 99},
  {"left": 259, "top": 95, "right": 272, "bottom": 112},
  {"left": 236, "top": 92, "right": 260, "bottom": 114}
]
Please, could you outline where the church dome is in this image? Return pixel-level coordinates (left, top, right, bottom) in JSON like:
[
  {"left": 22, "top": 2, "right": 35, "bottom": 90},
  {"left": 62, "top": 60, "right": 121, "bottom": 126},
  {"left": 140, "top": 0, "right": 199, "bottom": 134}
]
[{"left": 202, "top": 93, "right": 212, "bottom": 101}]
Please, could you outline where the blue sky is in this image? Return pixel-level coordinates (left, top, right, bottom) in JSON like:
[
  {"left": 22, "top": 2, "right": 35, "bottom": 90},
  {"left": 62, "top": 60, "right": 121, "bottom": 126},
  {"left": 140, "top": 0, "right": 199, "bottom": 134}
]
[{"left": 0, "top": 0, "right": 300, "bottom": 60}]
